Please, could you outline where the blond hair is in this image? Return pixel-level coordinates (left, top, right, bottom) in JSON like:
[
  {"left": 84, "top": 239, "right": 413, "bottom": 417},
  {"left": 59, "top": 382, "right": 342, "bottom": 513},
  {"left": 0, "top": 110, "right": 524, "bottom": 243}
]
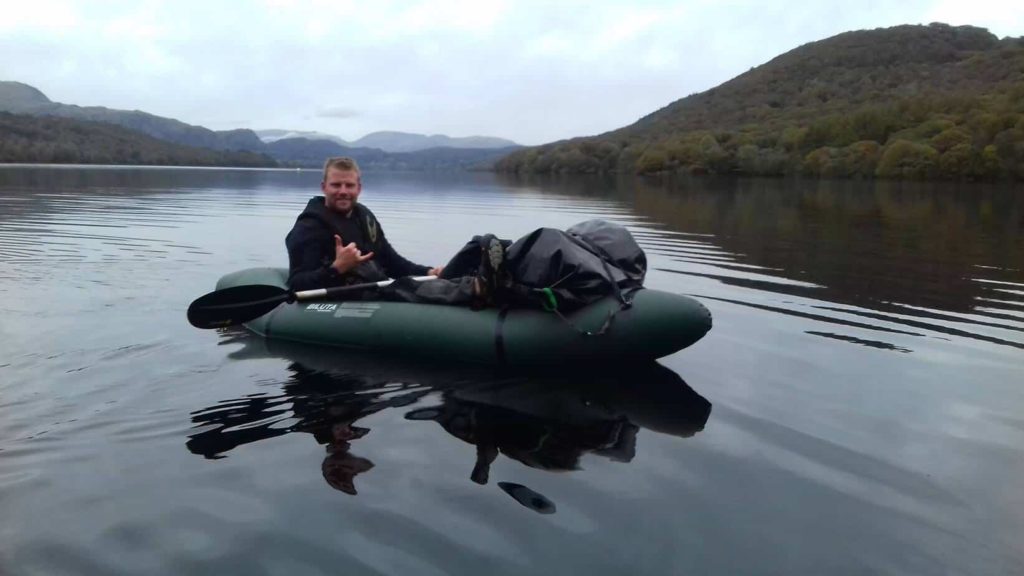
[{"left": 322, "top": 156, "right": 361, "bottom": 181}]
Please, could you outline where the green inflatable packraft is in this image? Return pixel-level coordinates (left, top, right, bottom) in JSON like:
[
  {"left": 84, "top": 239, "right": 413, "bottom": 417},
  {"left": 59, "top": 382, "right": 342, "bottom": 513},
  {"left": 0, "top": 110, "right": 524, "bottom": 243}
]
[{"left": 215, "top": 267, "right": 712, "bottom": 365}]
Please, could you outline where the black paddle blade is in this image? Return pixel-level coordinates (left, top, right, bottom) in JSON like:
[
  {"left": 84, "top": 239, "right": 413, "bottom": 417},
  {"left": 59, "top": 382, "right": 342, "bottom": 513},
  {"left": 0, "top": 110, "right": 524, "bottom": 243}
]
[{"left": 187, "top": 284, "right": 291, "bottom": 329}]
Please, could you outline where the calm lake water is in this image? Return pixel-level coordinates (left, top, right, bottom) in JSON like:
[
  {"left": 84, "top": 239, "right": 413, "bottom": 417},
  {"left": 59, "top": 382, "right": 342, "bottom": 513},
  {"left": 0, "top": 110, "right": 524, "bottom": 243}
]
[{"left": 1, "top": 166, "right": 1022, "bottom": 575}]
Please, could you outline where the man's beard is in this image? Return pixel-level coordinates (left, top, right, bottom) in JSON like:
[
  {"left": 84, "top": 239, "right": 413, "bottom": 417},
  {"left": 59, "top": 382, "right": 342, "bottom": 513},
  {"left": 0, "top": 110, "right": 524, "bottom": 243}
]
[{"left": 331, "top": 197, "right": 355, "bottom": 213}]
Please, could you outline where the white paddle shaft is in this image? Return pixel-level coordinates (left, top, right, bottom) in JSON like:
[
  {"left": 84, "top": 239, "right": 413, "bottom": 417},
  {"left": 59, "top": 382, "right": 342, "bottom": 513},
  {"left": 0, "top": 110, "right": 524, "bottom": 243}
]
[{"left": 292, "top": 275, "right": 438, "bottom": 301}]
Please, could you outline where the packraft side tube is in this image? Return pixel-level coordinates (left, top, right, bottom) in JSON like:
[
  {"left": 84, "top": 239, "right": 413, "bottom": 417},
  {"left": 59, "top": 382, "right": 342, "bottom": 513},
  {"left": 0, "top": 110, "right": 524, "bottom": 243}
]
[{"left": 215, "top": 267, "right": 711, "bottom": 365}]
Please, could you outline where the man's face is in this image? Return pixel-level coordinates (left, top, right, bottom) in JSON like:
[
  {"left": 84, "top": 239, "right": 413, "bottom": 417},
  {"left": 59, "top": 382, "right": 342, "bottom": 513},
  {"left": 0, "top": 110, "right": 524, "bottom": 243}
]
[{"left": 321, "top": 168, "right": 361, "bottom": 214}]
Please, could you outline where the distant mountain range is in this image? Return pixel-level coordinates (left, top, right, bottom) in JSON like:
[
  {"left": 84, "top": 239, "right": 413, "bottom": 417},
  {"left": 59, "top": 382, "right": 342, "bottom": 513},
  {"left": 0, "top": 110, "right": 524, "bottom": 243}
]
[
  {"left": 0, "top": 81, "right": 520, "bottom": 169},
  {"left": 351, "top": 131, "right": 518, "bottom": 153},
  {"left": 256, "top": 129, "right": 349, "bottom": 146},
  {"left": 255, "top": 129, "right": 518, "bottom": 153},
  {"left": 264, "top": 137, "right": 519, "bottom": 171}
]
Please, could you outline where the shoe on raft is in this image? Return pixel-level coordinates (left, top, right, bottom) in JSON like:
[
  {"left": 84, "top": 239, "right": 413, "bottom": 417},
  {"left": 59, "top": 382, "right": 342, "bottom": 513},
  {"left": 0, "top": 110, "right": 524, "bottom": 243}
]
[
  {"left": 471, "top": 236, "right": 507, "bottom": 309},
  {"left": 487, "top": 236, "right": 505, "bottom": 280}
]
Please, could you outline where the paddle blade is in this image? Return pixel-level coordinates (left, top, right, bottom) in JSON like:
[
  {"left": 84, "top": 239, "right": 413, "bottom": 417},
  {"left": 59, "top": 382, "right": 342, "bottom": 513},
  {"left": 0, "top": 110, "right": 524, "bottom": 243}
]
[{"left": 187, "top": 284, "right": 290, "bottom": 329}]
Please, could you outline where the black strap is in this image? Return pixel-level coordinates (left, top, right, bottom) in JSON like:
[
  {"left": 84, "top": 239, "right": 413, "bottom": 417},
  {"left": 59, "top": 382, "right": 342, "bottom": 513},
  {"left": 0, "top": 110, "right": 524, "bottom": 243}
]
[
  {"left": 548, "top": 285, "right": 642, "bottom": 337},
  {"left": 599, "top": 257, "right": 632, "bottom": 309},
  {"left": 494, "top": 307, "right": 510, "bottom": 364},
  {"left": 551, "top": 307, "right": 615, "bottom": 337}
]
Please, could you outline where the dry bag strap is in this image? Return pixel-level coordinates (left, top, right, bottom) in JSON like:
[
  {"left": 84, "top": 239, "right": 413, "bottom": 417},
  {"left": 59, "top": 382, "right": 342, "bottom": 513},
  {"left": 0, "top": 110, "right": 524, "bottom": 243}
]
[
  {"left": 543, "top": 285, "right": 642, "bottom": 337},
  {"left": 599, "top": 257, "right": 632, "bottom": 309},
  {"left": 549, "top": 307, "right": 617, "bottom": 337}
]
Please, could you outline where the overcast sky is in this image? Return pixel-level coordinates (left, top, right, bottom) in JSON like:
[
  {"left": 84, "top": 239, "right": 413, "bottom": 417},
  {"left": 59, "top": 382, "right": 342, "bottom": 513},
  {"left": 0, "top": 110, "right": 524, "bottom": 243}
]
[{"left": 1, "top": 0, "right": 1021, "bottom": 145}]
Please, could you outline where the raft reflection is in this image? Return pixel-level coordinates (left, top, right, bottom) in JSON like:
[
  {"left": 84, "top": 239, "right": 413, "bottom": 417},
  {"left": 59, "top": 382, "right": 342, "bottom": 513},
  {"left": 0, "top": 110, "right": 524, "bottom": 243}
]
[{"left": 187, "top": 332, "right": 711, "bottom": 510}]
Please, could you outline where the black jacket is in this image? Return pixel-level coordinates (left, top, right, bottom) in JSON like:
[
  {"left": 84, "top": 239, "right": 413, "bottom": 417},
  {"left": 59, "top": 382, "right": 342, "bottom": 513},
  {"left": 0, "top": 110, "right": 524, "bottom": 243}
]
[{"left": 285, "top": 197, "right": 430, "bottom": 290}]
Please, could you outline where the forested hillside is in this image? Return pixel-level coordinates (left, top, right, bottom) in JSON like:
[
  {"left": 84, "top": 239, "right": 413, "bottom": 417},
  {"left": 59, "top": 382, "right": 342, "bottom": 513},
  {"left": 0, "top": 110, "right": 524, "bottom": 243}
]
[
  {"left": 495, "top": 24, "right": 1024, "bottom": 180},
  {"left": 0, "top": 81, "right": 266, "bottom": 152},
  {"left": 0, "top": 112, "right": 277, "bottom": 167}
]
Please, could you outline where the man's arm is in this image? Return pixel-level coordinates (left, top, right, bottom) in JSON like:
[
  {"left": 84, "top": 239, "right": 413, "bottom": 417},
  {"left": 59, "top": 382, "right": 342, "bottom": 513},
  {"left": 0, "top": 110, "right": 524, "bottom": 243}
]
[
  {"left": 286, "top": 222, "right": 341, "bottom": 291},
  {"left": 288, "top": 227, "right": 377, "bottom": 291}
]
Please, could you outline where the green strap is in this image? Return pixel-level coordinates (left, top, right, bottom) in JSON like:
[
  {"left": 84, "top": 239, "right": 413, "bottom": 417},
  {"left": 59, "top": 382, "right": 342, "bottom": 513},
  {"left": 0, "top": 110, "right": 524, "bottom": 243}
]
[{"left": 539, "top": 287, "right": 558, "bottom": 312}]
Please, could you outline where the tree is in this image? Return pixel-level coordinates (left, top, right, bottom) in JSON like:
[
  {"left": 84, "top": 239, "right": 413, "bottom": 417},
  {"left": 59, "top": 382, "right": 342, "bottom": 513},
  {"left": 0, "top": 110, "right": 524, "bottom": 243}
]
[
  {"left": 736, "top": 144, "right": 760, "bottom": 174},
  {"left": 780, "top": 126, "right": 807, "bottom": 151},
  {"left": 803, "top": 147, "right": 836, "bottom": 176},
  {"left": 876, "top": 140, "right": 939, "bottom": 178},
  {"left": 938, "top": 143, "right": 974, "bottom": 177},
  {"left": 843, "top": 140, "right": 882, "bottom": 177},
  {"left": 637, "top": 147, "right": 668, "bottom": 173},
  {"left": 697, "top": 134, "right": 730, "bottom": 173},
  {"left": 930, "top": 128, "right": 972, "bottom": 152}
]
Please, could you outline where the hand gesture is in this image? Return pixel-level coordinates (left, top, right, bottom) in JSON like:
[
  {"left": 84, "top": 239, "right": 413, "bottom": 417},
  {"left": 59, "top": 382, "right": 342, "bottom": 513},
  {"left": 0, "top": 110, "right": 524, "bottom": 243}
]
[
  {"left": 331, "top": 234, "right": 374, "bottom": 274},
  {"left": 428, "top": 265, "right": 444, "bottom": 277}
]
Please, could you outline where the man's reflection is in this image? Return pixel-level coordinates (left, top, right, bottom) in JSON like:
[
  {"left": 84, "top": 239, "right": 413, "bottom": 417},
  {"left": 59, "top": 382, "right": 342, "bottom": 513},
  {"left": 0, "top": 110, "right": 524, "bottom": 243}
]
[
  {"left": 187, "top": 335, "right": 712, "bottom": 509},
  {"left": 405, "top": 362, "right": 711, "bottom": 490},
  {"left": 188, "top": 359, "right": 431, "bottom": 495},
  {"left": 322, "top": 424, "right": 373, "bottom": 495}
]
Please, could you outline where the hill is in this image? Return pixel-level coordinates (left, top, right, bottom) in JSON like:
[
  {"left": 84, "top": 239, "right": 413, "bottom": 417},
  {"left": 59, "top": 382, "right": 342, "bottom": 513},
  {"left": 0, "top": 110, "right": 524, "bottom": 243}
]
[
  {"left": 0, "top": 81, "right": 267, "bottom": 152},
  {"left": 495, "top": 23, "right": 1024, "bottom": 180},
  {"left": 0, "top": 112, "right": 277, "bottom": 167}
]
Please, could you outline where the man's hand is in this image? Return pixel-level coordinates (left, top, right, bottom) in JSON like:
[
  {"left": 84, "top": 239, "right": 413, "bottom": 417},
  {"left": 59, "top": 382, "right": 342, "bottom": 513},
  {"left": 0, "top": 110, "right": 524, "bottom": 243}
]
[
  {"left": 428, "top": 265, "right": 444, "bottom": 277},
  {"left": 331, "top": 234, "right": 374, "bottom": 274}
]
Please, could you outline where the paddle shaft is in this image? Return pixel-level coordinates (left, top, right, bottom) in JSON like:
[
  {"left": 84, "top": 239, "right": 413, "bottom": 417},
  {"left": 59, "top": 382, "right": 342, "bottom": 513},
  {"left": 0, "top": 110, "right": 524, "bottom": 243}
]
[
  {"left": 187, "top": 275, "right": 439, "bottom": 329},
  {"left": 292, "top": 275, "right": 438, "bottom": 302}
]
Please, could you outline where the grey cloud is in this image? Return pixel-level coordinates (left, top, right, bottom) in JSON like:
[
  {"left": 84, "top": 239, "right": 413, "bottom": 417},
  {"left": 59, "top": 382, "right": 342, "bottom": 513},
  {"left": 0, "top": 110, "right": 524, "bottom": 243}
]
[{"left": 316, "top": 107, "right": 361, "bottom": 119}]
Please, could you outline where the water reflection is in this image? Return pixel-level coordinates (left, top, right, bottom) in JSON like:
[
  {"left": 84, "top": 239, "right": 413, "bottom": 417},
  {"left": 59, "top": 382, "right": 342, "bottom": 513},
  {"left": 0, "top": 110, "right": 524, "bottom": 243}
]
[
  {"left": 498, "top": 174, "right": 1024, "bottom": 352},
  {"left": 187, "top": 332, "right": 711, "bottom": 509},
  {"left": 0, "top": 166, "right": 316, "bottom": 267},
  {"left": 0, "top": 164, "right": 309, "bottom": 194}
]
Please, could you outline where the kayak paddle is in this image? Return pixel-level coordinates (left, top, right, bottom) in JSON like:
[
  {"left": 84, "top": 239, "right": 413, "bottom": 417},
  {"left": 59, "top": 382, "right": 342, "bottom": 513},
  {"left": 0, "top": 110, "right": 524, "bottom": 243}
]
[{"left": 187, "top": 275, "right": 437, "bottom": 329}]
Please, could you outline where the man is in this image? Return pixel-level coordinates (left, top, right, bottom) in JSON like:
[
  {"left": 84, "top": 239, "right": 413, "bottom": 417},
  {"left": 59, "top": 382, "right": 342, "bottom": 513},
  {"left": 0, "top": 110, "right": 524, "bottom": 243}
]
[
  {"left": 285, "top": 157, "right": 443, "bottom": 291},
  {"left": 286, "top": 157, "right": 643, "bottom": 311}
]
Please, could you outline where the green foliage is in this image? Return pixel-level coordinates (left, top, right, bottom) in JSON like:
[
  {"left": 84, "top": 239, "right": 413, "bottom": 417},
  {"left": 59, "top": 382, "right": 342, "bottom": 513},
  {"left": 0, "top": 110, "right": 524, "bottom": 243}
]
[
  {"left": 876, "top": 140, "right": 939, "bottom": 179},
  {"left": 844, "top": 141, "right": 882, "bottom": 177},
  {"left": 805, "top": 117, "right": 858, "bottom": 149},
  {"left": 930, "top": 128, "right": 972, "bottom": 152},
  {"left": 698, "top": 134, "right": 731, "bottom": 173},
  {"left": 780, "top": 127, "right": 807, "bottom": 152},
  {"left": 938, "top": 143, "right": 975, "bottom": 177},
  {"left": 980, "top": 145, "right": 1002, "bottom": 176},
  {"left": 637, "top": 147, "right": 668, "bottom": 174},
  {"left": 736, "top": 144, "right": 759, "bottom": 173},
  {"left": 992, "top": 128, "right": 1024, "bottom": 178},
  {"left": 802, "top": 141, "right": 880, "bottom": 178},
  {"left": 803, "top": 147, "right": 838, "bottom": 176},
  {"left": 495, "top": 23, "right": 1024, "bottom": 180},
  {"left": 849, "top": 107, "right": 903, "bottom": 143}
]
